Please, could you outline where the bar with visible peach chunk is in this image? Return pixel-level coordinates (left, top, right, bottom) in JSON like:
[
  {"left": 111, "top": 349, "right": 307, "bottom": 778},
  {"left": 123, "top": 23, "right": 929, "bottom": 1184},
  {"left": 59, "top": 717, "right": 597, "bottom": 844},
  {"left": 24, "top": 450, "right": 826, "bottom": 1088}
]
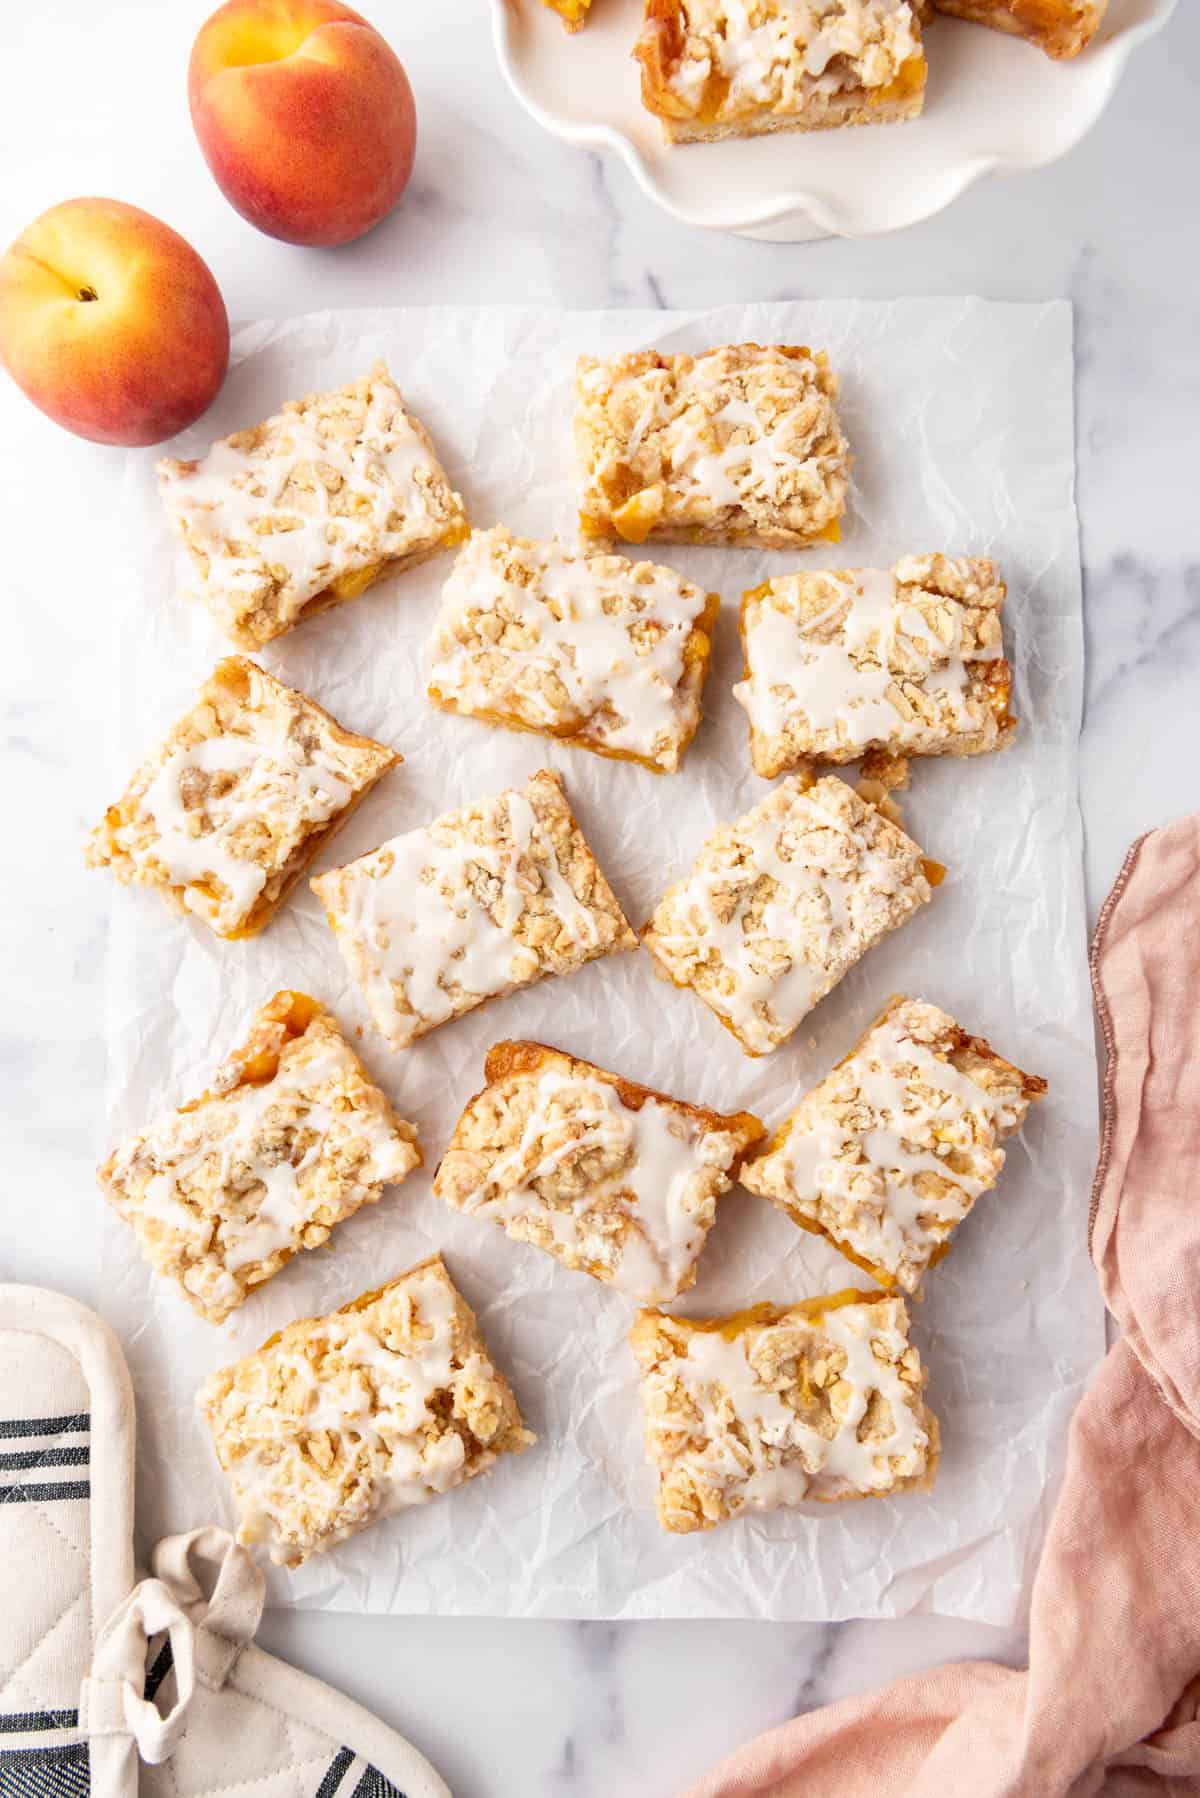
[
  {"left": 740, "top": 995, "right": 1047, "bottom": 1293},
  {"left": 434, "top": 1039, "right": 765, "bottom": 1301},
  {"left": 932, "top": 0, "right": 1107, "bottom": 59},
  {"left": 574, "top": 343, "right": 849, "bottom": 549},
  {"left": 635, "top": 0, "right": 930, "bottom": 146},
  {"left": 630, "top": 1291, "right": 939, "bottom": 1533},
  {"left": 158, "top": 361, "right": 467, "bottom": 648},
  {"left": 98, "top": 992, "right": 422, "bottom": 1324}
]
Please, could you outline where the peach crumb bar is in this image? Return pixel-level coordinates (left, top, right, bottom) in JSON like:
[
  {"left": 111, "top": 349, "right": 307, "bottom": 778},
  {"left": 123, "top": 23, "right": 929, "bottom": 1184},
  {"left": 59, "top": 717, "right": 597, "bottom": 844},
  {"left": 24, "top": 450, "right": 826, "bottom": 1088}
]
[
  {"left": 933, "top": 0, "right": 1106, "bottom": 58},
  {"left": 99, "top": 993, "right": 421, "bottom": 1325},
  {"left": 741, "top": 995, "right": 1047, "bottom": 1293},
  {"left": 630, "top": 1291, "right": 938, "bottom": 1532},
  {"left": 575, "top": 344, "right": 849, "bottom": 549},
  {"left": 732, "top": 556, "right": 1015, "bottom": 777},
  {"left": 434, "top": 1040, "right": 765, "bottom": 1301},
  {"left": 427, "top": 527, "right": 720, "bottom": 773},
  {"left": 312, "top": 769, "right": 637, "bottom": 1051},
  {"left": 159, "top": 361, "right": 467, "bottom": 648},
  {"left": 635, "top": 0, "right": 929, "bottom": 146},
  {"left": 86, "top": 656, "right": 398, "bottom": 940},
  {"left": 642, "top": 773, "right": 939, "bottom": 1056},
  {"left": 198, "top": 1255, "right": 534, "bottom": 1565}
]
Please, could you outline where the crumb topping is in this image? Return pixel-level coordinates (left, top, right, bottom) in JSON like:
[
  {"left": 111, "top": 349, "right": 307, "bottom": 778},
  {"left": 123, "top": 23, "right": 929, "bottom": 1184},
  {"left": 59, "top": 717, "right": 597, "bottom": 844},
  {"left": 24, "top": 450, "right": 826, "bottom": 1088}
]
[
  {"left": 428, "top": 527, "right": 716, "bottom": 772},
  {"left": 435, "top": 1043, "right": 763, "bottom": 1300},
  {"left": 575, "top": 344, "right": 849, "bottom": 547},
  {"left": 733, "top": 557, "right": 1014, "bottom": 774},
  {"left": 159, "top": 362, "right": 466, "bottom": 648},
  {"left": 741, "top": 996, "right": 1047, "bottom": 1291},
  {"left": 630, "top": 1293, "right": 936, "bottom": 1532},
  {"left": 643, "top": 774, "right": 934, "bottom": 1055},
  {"left": 312, "top": 771, "right": 636, "bottom": 1050},
  {"left": 199, "top": 1256, "right": 534, "bottom": 1565}
]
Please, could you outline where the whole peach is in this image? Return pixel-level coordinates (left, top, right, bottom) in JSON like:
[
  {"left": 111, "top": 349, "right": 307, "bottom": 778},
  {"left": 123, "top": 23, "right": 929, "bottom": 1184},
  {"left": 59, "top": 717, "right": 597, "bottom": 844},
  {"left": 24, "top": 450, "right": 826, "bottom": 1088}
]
[
  {"left": 189, "top": 0, "right": 417, "bottom": 247},
  {"left": 0, "top": 198, "right": 229, "bottom": 447}
]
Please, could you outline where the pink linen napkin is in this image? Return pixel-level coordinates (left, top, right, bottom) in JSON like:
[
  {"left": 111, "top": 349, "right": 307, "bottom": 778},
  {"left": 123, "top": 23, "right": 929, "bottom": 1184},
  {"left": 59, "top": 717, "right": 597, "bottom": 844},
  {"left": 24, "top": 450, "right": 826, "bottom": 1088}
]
[{"left": 685, "top": 815, "right": 1200, "bottom": 1798}]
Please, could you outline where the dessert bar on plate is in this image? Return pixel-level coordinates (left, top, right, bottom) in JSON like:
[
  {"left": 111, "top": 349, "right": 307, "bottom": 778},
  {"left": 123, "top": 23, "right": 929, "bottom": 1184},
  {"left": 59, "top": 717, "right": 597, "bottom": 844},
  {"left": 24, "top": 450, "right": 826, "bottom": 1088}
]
[
  {"left": 575, "top": 343, "right": 849, "bottom": 549},
  {"left": 642, "top": 772, "right": 940, "bottom": 1055},
  {"left": 732, "top": 554, "right": 1015, "bottom": 777},
  {"left": 434, "top": 1039, "right": 765, "bottom": 1301},
  {"left": 740, "top": 994, "right": 1047, "bottom": 1293},
  {"left": 426, "top": 526, "right": 720, "bottom": 773},
  {"left": 933, "top": 0, "right": 1107, "bottom": 58},
  {"left": 630, "top": 1291, "right": 938, "bottom": 1533},
  {"left": 159, "top": 361, "right": 467, "bottom": 648},
  {"left": 312, "top": 769, "right": 637, "bottom": 1050},
  {"left": 98, "top": 992, "right": 421, "bottom": 1325},
  {"left": 86, "top": 656, "right": 398, "bottom": 940},
  {"left": 635, "top": 0, "right": 930, "bottom": 145},
  {"left": 198, "top": 1254, "right": 534, "bottom": 1565}
]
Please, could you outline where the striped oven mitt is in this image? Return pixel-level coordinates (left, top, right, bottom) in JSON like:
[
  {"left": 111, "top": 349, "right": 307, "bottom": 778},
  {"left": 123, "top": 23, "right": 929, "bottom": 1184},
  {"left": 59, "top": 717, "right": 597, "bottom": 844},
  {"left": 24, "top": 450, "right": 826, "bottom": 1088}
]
[{"left": 0, "top": 1285, "right": 452, "bottom": 1798}]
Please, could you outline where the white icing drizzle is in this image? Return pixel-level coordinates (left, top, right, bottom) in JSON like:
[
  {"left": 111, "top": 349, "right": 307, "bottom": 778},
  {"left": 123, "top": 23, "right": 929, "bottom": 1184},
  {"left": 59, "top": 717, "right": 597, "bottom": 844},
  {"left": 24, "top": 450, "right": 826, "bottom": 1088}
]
[
  {"left": 625, "top": 349, "right": 839, "bottom": 516},
  {"left": 733, "top": 564, "right": 1002, "bottom": 755},
  {"left": 665, "top": 0, "right": 922, "bottom": 113},
  {"left": 646, "top": 1301, "right": 930, "bottom": 1515},
  {"left": 646, "top": 777, "right": 931, "bottom": 1054},
  {"left": 442, "top": 1069, "right": 742, "bottom": 1300},
  {"left": 755, "top": 1005, "right": 1034, "bottom": 1289},
  {"left": 317, "top": 786, "right": 602, "bottom": 1049},
  {"left": 201, "top": 1266, "right": 504, "bottom": 1561},
  {"left": 159, "top": 370, "right": 452, "bottom": 621},
  {"left": 135, "top": 724, "right": 354, "bottom": 933},
  {"left": 428, "top": 530, "right": 710, "bottom": 768},
  {"left": 111, "top": 1044, "right": 414, "bottom": 1317}
]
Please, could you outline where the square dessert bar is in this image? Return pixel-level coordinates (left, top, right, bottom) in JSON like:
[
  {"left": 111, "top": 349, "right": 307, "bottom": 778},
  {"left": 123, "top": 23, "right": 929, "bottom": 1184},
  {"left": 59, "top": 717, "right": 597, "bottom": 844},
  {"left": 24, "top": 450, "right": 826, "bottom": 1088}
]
[
  {"left": 575, "top": 344, "right": 849, "bottom": 549},
  {"left": 630, "top": 1291, "right": 938, "bottom": 1533},
  {"left": 159, "top": 362, "right": 467, "bottom": 648},
  {"left": 642, "top": 773, "right": 939, "bottom": 1056},
  {"left": 427, "top": 527, "right": 720, "bottom": 774},
  {"left": 635, "top": 0, "right": 929, "bottom": 146},
  {"left": 87, "top": 657, "right": 398, "bottom": 940},
  {"left": 312, "top": 770, "right": 637, "bottom": 1050},
  {"left": 542, "top": 0, "right": 592, "bottom": 25},
  {"left": 732, "top": 556, "right": 1015, "bottom": 777},
  {"left": 434, "top": 1040, "right": 765, "bottom": 1302},
  {"left": 198, "top": 1255, "right": 534, "bottom": 1565},
  {"left": 741, "top": 995, "right": 1047, "bottom": 1294},
  {"left": 933, "top": 0, "right": 1106, "bottom": 58},
  {"left": 99, "top": 992, "right": 422, "bottom": 1326}
]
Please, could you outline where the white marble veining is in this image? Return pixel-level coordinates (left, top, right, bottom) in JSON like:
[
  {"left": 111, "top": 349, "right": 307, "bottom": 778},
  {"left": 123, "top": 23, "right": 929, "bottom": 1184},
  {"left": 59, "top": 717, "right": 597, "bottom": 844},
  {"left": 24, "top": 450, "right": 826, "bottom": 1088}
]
[{"left": 0, "top": 4, "right": 1195, "bottom": 1795}]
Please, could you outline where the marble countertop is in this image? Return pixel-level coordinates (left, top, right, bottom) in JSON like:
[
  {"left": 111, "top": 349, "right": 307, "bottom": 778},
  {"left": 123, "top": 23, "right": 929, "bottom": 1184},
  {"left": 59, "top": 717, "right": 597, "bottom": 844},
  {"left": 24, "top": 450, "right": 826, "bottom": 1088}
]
[{"left": 0, "top": 5, "right": 1195, "bottom": 1794}]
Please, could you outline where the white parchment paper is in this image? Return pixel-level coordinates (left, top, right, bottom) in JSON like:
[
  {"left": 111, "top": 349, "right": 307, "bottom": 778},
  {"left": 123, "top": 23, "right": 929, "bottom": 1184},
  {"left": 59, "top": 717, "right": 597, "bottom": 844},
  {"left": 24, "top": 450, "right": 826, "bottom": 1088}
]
[{"left": 96, "top": 301, "right": 1103, "bottom": 1623}]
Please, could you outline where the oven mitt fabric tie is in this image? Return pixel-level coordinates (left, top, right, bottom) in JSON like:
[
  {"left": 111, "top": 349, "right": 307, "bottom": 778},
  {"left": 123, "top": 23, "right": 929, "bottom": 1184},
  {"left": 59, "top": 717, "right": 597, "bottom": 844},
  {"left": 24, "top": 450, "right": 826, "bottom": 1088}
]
[{"left": 80, "top": 1529, "right": 262, "bottom": 1775}]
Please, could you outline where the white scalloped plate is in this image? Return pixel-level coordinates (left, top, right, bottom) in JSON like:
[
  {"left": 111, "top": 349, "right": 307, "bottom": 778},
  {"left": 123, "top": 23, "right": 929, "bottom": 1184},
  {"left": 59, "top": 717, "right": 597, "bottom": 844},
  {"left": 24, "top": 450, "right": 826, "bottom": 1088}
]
[{"left": 491, "top": 0, "right": 1175, "bottom": 239}]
